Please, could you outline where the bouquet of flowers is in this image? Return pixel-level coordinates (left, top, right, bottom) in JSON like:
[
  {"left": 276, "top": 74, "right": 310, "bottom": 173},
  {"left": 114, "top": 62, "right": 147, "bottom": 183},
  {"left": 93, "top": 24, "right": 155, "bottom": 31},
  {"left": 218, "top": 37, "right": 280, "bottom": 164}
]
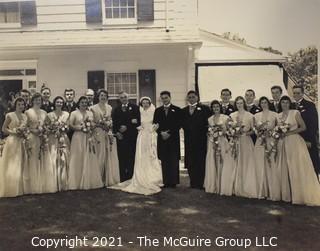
[
  {"left": 269, "top": 121, "right": 291, "bottom": 162},
  {"left": 81, "top": 117, "right": 99, "bottom": 154},
  {"left": 254, "top": 121, "right": 275, "bottom": 165},
  {"left": 97, "top": 113, "right": 113, "bottom": 132},
  {"left": 38, "top": 123, "right": 50, "bottom": 159},
  {"left": 46, "top": 118, "right": 69, "bottom": 154},
  {"left": 226, "top": 118, "right": 245, "bottom": 159},
  {"left": 0, "top": 139, "right": 5, "bottom": 157},
  {"left": 208, "top": 124, "right": 224, "bottom": 166},
  {"left": 16, "top": 126, "right": 32, "bottom": 158}
]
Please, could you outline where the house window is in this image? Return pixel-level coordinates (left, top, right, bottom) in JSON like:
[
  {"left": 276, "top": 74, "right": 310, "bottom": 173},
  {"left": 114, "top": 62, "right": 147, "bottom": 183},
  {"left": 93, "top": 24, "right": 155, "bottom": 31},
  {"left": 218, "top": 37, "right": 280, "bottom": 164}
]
[
  {"left": 107, "top": 72, "right": 137, "bottom": 99},
  {"left": 0, "top": 2, "right": 20, "bottom": 27},
  {"left": 102, "top": 0, "right": 137, "bottom": 25}
]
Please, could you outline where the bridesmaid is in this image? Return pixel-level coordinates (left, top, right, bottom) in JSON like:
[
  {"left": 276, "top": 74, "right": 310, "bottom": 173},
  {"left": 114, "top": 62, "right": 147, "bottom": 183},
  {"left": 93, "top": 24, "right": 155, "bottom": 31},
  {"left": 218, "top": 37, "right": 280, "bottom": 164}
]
[
  {"left": 230, "top": 96, "right": 258, "bottom": 198},
  {"left": 68, "top": 96, "right": 103, "bottom": 190},
  {"left": 277, "top": 96, "right": 320, "bottom": 206},
  {"left": 47, "top": 96, "right": 70, "bottom": 191},
  {"left": 254, "top": 97, "right": 280, "bottom": 200},
  {"left": 204, "top": 100, "right": 232, "bottom": 194},
  {"left": 25, "top": 93, "right": 56, "bottom": 194},
  {"left": 90, "top": 90, "right": 120, "bottom": 187},
  {"left": 0, "top": 98, "right": 27, "bottom": 197}
]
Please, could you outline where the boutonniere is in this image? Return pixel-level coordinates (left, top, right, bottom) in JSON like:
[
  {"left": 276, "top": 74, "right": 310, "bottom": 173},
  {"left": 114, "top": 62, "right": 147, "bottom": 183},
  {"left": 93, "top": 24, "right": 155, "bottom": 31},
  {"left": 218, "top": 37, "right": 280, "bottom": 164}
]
[
  {"left": 299, "top": 105, "right": 304, "bottom": 109},
  {"left": 128, "top": 107, "right": 132, "bottom": 111},
  {"left": 301, "top": 109, "right": 306, "bottom": 113},
  {"left": 255, "top": 109, "right": 260, "bottom": 112},
  {"left": 171, "top": 109, "right": 175, "bottom": 112},
  {"left": 197, "top": 107, "right": 201, "bottom": 111},
  {"left": 228, "top": 108, "right": 233, "bottom": 111}
]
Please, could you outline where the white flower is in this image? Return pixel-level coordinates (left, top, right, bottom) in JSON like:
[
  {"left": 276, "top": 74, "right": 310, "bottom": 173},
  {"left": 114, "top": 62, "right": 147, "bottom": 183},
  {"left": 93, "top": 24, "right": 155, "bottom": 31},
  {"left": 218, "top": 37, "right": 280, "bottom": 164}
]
[
  {"left": 197, "top": 107, "right": 201, "bottom": 110},
  {"left": 171, "top": 109, "right": 175, "bottom": 112},
  {"left": 129, "top": 107, "right": 132, "bottom": 111}
]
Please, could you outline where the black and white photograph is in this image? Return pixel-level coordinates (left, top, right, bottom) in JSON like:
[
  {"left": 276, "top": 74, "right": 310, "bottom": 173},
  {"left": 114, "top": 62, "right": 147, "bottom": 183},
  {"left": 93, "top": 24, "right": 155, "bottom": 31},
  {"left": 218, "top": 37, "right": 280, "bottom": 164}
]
[{"left": 0, "top": 0, "right": 319, "bottom": 250}]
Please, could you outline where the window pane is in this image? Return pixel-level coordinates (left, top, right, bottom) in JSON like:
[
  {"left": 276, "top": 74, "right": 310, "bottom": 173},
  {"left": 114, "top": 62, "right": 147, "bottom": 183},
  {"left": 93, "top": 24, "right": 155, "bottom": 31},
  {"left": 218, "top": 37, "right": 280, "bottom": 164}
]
[
  {"left": 105, "top": 8, "right": 112, "bottom": 18},
  {"left": 128, "top": 0, "right": 134, "bottom": 7},
  {"left": 122, "top": 83, "right": 130, "bottom": 93},
  {"left": 120, "top": 7, "right": 127, "bottom": 18},
  {"left": 6, "top": 2, "right": 18, "bottom": 12},
  {"left": 105, "top": 0, "right": 112, "bottom": 7},
  {"left": 107, "top": 73, "right": 115, "bottom": 84},
  {"left": 113, "top": 8, "right": 120, "bottom": 18},
  {"left": 113, "top": 0, "right": 120, "bottom": 7},
  {"left": 115, "top": 73, "right": 121, "bottom": 83},
  {"left": 115, "top": 84, "right": 121, "bottom": 94},
  {"left": 129, "top": 73, "right": 136, "bottom": 83},
  {"left": 123, "top": 73, "right": 129, "bottom": 83},
  {"left": 120, "top": 0, "right": 127, "bottom": 7},
  {"left": 130, "top": 83, "right": 137, "bottom": 94},
  {"left": 128, "top": 7, "right": 134, "bottom": 18}
]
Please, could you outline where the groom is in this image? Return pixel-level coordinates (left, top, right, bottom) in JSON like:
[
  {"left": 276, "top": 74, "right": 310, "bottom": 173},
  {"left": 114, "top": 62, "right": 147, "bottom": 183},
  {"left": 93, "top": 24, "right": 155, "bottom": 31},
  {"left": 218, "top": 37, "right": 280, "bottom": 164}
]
[
  {"left": 112, "top": 91, "right": 141, "bottom": 182},
  {"left": 153, "top": 91, "right": 182, "bottom": 188}
]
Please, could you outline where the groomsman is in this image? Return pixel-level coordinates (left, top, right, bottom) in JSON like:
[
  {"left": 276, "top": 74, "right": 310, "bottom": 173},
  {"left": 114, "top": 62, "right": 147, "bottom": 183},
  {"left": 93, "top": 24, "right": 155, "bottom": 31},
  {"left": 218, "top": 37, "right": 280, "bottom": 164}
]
[
  {"left": 19, "top": 89, "right": 31, "bottom": 111},
  {"left": 182, "top": 91, "right": 210, "bottom": 189},
  {"left": 292, "top": 85, "right": 320, "bottom": 175},
  {"left": 40, "top": 87, "right": 54, "bottom": 113},
  {"left": 62, "top": 88, "right": 77, "bottom": 113},
  {"left": 153, "top": 91, "right": 182, "bottom": 188},
  {"left": 220, "top": 88, "right": 235, "bottom": 115},
  {"left": 85, "top": 89, "right": 95, "bottom": 107},
  {"left": 62, "top": 88, "right": 77, "bottom": 140},
  {"left": 270, "top": 85, "right": 282, "bottom": 113},
  {"left": 245, "top": 89, "right": 261, "bottom": 114},
  {"left": 112, "top": 91, "right": 140, "bottom": 182}
]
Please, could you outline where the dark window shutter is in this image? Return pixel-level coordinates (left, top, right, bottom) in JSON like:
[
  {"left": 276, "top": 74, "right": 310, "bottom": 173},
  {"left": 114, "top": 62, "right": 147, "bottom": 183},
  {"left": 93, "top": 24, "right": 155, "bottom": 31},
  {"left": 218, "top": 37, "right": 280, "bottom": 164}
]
[
  {"left": 85, "top": 0, "right": 102, "bottom": 23},
  {"left": 137, "top": 0, "right": 154, "bottom": 21},
  {"left": 20, "top": 1, "right": 37, "bottom": 26},
  {"left": 139, "top": 70, "right": 156, "bottom": 104},
  {"left": 88, "top": 71, "right": 105, "bottom": 94}
]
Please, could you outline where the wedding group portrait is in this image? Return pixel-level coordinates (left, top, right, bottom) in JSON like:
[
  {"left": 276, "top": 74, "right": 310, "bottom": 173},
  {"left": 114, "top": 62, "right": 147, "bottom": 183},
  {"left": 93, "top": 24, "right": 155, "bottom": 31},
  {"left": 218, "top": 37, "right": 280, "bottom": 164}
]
[{"left": 0, "top": 0, "right": 319, "bottom": 250}]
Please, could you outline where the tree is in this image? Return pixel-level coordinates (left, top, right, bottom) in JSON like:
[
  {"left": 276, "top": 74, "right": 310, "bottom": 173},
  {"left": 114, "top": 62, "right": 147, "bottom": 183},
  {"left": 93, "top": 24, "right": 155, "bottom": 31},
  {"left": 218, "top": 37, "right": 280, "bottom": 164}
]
[{"left": 284, "top": 46, "right": 318, "bottom": 102}]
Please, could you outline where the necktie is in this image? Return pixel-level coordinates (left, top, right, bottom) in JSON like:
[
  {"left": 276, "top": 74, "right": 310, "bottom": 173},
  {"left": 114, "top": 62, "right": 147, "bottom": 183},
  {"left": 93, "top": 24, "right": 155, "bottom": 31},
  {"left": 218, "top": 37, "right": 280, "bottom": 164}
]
[
  {"left": 122, "top": 104, "right": 127, "bottom": 112},
  {"left": 189, "top": 105, "right": 195, "bottom": 115},
  {"left": 164, "top": 106, "right": 169, "bottom": 116}
]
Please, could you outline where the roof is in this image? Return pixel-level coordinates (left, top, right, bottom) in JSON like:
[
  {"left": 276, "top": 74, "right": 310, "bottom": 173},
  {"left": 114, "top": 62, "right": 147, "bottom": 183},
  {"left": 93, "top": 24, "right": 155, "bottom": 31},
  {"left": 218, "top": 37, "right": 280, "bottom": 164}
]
[{"left": 197, "top": 29, "right": 286, "bottom": 63}]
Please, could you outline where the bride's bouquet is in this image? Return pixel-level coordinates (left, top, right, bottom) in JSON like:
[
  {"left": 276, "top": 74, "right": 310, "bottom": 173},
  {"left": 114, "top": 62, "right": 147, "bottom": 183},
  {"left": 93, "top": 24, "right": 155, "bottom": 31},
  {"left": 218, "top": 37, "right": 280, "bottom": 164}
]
[
  {"left": 226, "top": 118, "right": 245, "bottom": 159},
  {"left": 81, "top": 117, "right": 99, "bottom": 154},
  {"left": 269, "top": 121, "right": 291, "bottom": 162},
  {"left": 16, "top": 126, "right": 32, "bottom": 158}
]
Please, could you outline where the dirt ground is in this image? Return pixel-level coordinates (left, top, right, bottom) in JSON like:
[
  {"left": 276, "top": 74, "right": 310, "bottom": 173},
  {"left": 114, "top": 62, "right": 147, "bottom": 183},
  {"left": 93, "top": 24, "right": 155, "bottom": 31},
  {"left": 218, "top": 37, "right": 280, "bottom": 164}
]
[{"left": 0, "top": 169, "right": 320, "bottom": 251}]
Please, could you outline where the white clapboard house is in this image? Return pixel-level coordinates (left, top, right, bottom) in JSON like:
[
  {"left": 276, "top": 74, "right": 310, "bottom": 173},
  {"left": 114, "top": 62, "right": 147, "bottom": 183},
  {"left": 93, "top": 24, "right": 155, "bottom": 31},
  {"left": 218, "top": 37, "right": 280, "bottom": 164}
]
[{"left": 0, "top": 0, "right": 287, "bottom": 107}]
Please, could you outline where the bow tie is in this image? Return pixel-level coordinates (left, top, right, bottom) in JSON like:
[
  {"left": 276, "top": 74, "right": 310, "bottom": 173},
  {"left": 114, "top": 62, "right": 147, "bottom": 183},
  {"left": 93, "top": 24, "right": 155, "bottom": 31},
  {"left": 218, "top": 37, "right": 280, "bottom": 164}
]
[
  {"left": 189, "top": 103, "right": 197, "bottom": 107},
  {"left": 122, "top": 104, "right": 128, "bottom": 107}
]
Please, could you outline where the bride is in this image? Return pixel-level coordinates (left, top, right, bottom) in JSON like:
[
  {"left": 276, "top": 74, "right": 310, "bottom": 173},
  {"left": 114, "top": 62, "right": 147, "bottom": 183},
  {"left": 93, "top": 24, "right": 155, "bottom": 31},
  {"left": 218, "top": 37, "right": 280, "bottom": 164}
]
[{"left": 109, "top": 97, "right": 163, "bottom": 195}]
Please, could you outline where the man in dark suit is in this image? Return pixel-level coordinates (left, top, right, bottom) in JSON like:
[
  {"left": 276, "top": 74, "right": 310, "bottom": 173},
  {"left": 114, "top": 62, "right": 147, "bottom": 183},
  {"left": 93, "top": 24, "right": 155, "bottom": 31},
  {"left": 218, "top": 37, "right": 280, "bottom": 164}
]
[
  {"left": 245, "top": 89, "right": 261, "bottom": 114},
  {"left": 182, "top": 90, "right": 210, "bottom": 189},
  {"left": 40, "top": 87, "right": 54, "bottom": 113},
  {"left": 62, "top": 88, "right": 77, "bottom": 113},
  {"left": 245, "top": 89, "right": 261, "bottom": 144},
  {"left": 19, "top": 89, "right": 31, "bottom": 111},
  {"left": 220, "top": 88, "right": 235, "bottom": 116},
  {"left": 293, "top": 85, "right": 319, "bottom": 175},
  {"left": 153, "top": 91, "right": 182, "bottom": 188},
  {"left": 112, "top": 91, "right": 140, "bottom": 182},
  {"left": 270, "top": 85, "right": 283, "bottom": 113},
  {"left": 62, "top": 88, "right": 77, "bottom": 140}
]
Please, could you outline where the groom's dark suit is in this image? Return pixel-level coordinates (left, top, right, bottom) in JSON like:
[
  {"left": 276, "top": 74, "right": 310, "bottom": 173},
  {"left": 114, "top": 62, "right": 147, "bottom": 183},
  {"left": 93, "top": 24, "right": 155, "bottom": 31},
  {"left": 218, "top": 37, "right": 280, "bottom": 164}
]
[
  {"left": 153, "top": 104, "right": 182, "bottom": 187},
  {"left": 112, "top": 103, "right": 140, "bottom": 182}
]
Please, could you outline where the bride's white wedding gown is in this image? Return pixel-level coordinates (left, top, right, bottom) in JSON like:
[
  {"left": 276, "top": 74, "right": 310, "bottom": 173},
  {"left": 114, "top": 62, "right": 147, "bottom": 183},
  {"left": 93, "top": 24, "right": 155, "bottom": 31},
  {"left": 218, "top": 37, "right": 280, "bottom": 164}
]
[{"left": 109, "top": 105, "right": 163, "bottom": 195}]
